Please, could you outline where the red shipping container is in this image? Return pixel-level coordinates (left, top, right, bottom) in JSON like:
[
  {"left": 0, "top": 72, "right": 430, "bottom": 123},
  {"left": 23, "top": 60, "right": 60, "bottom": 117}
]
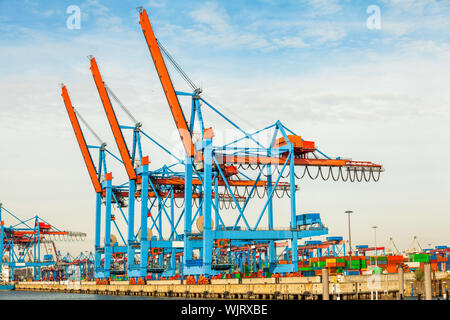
[
  {"left": 387, "top": 255, "right": 403, "bottom": 263},
  {"left": 386, "top": 265, "right": 398, "bottom": 273}
]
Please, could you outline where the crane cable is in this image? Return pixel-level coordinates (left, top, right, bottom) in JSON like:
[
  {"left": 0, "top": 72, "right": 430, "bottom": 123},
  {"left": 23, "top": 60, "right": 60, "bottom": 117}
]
[
  {"left": 153, "top": 46, "right": 385, "bottom": 184},
  {"left": 236, "top": 161, "right": 381, "bottom": 183},
  {"left": 104, "top": 84, "right": 140, "bottom": 126},
  {"left": 74, "top": 109, "right": 105, "bottom": 146},
  {"left": 157, "top": 39, "right": 198, "bottom": 92}
]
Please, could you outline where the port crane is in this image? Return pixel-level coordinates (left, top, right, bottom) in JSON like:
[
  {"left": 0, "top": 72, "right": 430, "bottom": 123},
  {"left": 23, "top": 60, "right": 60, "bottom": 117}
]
[
  {"left": 0, "top": 203, "right": 86, "bottom": 281},
  {"left": 85, "top": 56, "right": 259, "bottom": 281},
  {"left": 137, "top": 7, "right": 383, "bottom": 279},
  {"left": 60, "top": 7, "right": 384, "bottom": 283}
]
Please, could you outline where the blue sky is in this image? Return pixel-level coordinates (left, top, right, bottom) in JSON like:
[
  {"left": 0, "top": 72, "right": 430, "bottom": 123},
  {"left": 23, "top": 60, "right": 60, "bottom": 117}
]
[
  {"left": 0, "top": 0, "right": 450, "bottom": 255},
  {"left": 1, "top": 0, "right": 449, "bottom": 77}
]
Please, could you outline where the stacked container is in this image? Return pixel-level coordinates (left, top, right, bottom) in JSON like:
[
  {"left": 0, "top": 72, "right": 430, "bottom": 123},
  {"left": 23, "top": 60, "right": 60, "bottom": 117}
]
[{"left": 386, "top": 255, "right": 403, "bottom": 273}]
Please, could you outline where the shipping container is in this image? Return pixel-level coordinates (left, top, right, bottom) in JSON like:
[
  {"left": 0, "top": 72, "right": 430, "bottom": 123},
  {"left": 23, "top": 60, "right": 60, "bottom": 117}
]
[
  {"left": 344, "top": 270, "right": 360, "bottom": 276},
  {"left": 405, "top": 261, "right": 420, "bottom": 268}
]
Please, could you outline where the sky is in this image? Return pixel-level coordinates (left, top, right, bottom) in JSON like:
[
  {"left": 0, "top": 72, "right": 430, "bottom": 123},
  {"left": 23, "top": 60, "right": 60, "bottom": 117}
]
[{"left": 0, "top": 0, "right": 449, "bottom": 256}]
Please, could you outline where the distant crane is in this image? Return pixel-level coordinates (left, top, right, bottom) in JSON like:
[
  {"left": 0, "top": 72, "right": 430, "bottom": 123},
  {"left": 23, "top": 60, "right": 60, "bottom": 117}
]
[
  {"left": 0, "top": 204, "right": 86, "bottom": 281},
  {"left": 385, "top": 237, "right": 401, "bottom": 255},
  {"left": 406, "top": 236, "right": 423, "bottom": 254}
]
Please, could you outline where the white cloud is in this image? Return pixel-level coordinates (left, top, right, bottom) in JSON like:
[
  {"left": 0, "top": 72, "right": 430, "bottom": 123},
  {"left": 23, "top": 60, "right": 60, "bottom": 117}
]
[
  {"left": 42, "top": 9, "right": 60, "bottom": 18},
  {"left": 81, "top": 0, "right": 109, "bottom": 16},
  {"left": 96, "top": 15, "right": 123, "bottom": 32},
  {"left": 180, "top": 2, "right": 327, "bottom": 50},
  {"left": 375, "top": 0, "right": 450, "bottom": 39},
  {"left": 396, "top": 40, "right": 450, "bottom": 56},
  {"left": 301, "top": 0, "right": 342, "bottom": 16},
  {"left": 80, "top": 0, "right": 124, "bottom": 32},
  {"left": 379, "top": 0, "right": 436, "bottom": 13},
  {"left": 147, "top": 0, "right": 166, "bottom": 8},
  {"left": 273, "top": 35, "right": 309, "bottom": 49},
  {"left": 189, "top": 1, "right": 231, "bottom": 33},
  {"left": 304, "top": 22, "right": 347, "bottom": 44}
]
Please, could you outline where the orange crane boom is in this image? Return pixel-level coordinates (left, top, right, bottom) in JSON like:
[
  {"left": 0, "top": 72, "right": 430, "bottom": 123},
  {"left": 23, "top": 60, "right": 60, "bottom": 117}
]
[
  {"left": 61, "top": 85, "right": 103, "bottom": 193},
  {"left": 89, "top": 56, "right": 137, "bottom": 180},
  {"left": 138, "top": 8, "right": 195, "bottom": 158}
]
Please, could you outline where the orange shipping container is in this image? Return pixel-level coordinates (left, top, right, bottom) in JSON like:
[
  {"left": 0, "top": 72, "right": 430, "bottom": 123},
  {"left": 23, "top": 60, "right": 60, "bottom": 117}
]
[
  {"left": 387, "top": 255, "right": 403, "bottom": 262},
  {"left": 386, "top": 265, "right": 398, "bottom": 273}
]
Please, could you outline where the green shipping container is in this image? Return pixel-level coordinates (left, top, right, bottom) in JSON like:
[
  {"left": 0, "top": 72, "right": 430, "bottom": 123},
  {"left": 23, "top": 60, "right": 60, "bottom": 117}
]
[
  {"left": 413, "top": 254, "right": 429, "bottom": 262},
  {"left": 345, "top": 261, "right": 360, "bottom": 269},
  {"left": 300, "top": 267, "right": 313, "bottom": 271}
]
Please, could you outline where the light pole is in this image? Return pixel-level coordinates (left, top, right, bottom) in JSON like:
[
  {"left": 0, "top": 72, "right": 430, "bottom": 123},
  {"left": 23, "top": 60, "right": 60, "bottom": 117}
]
[
  {"left": 345, "top": 210, "right": 355, "bottom": 270},
  {"left": 372, "top": 226, "right": 378, "bottom": 266}
]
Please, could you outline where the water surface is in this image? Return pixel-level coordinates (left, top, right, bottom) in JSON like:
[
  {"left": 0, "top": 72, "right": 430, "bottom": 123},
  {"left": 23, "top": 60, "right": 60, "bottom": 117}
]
[{"left": 0, "top": 290, "right": 165, "bottom": 300}]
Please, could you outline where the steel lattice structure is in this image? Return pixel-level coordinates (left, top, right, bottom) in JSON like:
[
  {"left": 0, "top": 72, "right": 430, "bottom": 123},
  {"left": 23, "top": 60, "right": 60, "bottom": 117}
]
[
  {"left": 60, "top": 7, "right": 384, "bottom": 284},
  {"left": 0, "top": 203, "right": 86, "bottom": 281}
]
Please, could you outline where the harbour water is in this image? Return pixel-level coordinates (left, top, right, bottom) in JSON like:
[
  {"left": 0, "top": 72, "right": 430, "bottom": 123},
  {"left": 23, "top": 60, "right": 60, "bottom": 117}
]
[{"left": 0, "top": 290, "right": 164, "bottom": 300}]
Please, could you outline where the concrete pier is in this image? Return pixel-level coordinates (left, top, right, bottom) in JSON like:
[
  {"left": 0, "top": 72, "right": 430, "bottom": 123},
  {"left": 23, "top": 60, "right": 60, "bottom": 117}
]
[
  {"left": 398, "top": 267, "right": 404, "bottom": 300},
  {"left": 322, "top": 268, "right": 329, "bottom": 300},
  {"left": 13, "top": 272, "right": 449, "bottom": 300},
  {"left": 424, "top": 263, "right": 432, "bottom": 300}
]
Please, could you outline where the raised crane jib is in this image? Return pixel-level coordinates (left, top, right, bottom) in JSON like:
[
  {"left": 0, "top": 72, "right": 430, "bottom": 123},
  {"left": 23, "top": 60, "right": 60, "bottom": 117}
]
[
  {"left": 89, "top": 56, "right": 137, "bottom": 180},
  {"left": 138, "top": 7, "right": 195, "bottom": 158},
  {"left": 60, "top": 85, "right": 103, "bottom": 193}
]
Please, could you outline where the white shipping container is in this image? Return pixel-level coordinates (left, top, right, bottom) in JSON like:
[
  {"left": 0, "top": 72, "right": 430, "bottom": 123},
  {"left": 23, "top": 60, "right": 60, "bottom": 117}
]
[{"left": 405, "top": 262, "right": 420, "bottom": 268}]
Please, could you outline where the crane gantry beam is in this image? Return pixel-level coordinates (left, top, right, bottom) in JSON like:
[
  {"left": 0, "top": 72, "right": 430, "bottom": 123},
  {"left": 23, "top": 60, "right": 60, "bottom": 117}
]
[
  {"left": 138, "top": 8, "right": 195, "bottom": 158},
  {"left": 61, "top": 85, "right": 103, "bottom": 193},
  {"left": 89, "top": 56, "right": 137, "bottom": 180}
]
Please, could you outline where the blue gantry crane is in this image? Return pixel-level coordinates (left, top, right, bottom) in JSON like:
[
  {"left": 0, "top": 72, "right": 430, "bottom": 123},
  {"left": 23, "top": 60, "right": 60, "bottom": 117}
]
[
  {"left": 0, "top": 203, "right": 86, "bottom": 281},
  {"left": 59, "top": 6, "right": 384, "bottom": 284}
]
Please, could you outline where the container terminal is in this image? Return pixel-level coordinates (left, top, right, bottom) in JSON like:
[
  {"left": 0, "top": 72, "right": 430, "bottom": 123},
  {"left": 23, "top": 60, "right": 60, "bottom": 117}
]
[{"left": 1, "top": 7, "right": 449, "bottom": 300}]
